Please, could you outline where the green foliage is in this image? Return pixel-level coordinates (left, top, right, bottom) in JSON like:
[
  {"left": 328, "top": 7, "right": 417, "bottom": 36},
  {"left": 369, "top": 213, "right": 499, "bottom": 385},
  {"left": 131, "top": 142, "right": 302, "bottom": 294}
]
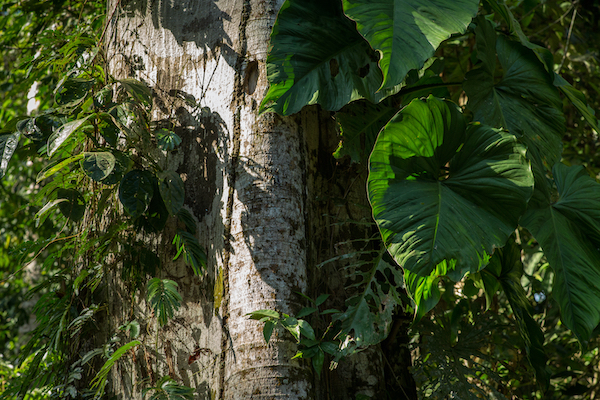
[
  {"left": 147, "top": 278, "right": 182, "bottom": 327},
  {"left": 254, "top": 0, "right": 600, "bottom": 396},
  {"left": 247, "top": 298, "right": 341, "bottom": 377},
  {"left": 90, "top": 340, "right": 141, "bottom": 398},
  {"left": 142, "top": 376, "right": 195, "bottom": 400},
  {"left": 0, "top": 0, "right": 202, "bottom": 396},
  {"left": 368, "top": 95, "right": 534, "bottom": 277},
  {"left": 342, "top": 0, "right": 479, "bottom": 90}
]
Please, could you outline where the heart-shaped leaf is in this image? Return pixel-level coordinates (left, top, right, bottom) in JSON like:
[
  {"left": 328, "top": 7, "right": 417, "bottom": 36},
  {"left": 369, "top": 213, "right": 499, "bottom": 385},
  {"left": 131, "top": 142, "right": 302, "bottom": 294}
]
[
  {"left": 81, "top": 152, "right": 116, "bottom": 181},
  {"left": 260, "top": 0, "right": 395, "bottom": 115},
  {"left": 118, "top": 170, "right": 154, "bottom": 219},
  {"left": 368, "top": 96, "right": 534, "bottom": 278},
  {"left": 342, "top": 0, "right": 479, "bottom": 90}
]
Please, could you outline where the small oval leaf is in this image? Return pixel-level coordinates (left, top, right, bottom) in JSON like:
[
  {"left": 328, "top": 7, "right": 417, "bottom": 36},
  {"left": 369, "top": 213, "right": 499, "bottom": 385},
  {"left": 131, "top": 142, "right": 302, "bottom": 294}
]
[{"left": 81, "top": 152, "right": 116, "bottom": 181}]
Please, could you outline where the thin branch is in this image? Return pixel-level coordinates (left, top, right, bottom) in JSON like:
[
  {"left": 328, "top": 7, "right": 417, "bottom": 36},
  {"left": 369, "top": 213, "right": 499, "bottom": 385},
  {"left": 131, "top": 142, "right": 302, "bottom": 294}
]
[{"left": 557, "top": 5, "right": 578, "bottom": 73}]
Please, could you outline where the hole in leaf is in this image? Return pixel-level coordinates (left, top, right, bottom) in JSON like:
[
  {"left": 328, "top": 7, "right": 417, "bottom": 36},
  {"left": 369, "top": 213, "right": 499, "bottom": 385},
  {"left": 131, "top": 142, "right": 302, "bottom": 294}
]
[
  {"left": 329, "top": 59, "right": 339, "bottom": 78},
  {"left": 358, "top": 64, "right": 370, "bottom": 78}
]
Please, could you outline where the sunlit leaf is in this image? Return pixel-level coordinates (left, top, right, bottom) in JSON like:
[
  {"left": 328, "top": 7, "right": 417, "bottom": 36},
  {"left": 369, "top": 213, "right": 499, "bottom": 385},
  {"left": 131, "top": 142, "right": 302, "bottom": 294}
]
[
  {"left": 464, "top": 17, "right": 565, "bottom": 171},
  {"left": 342, "top": 0, "right": 479, "bottom": 89},
  {"left": 48, "top": 117, "right": 91, "bottom": 156},
  {"left": 368, "top": 96, "right": 533, "bottom": 277},
  {"left": 260, "top": 0, "right": 395, "bottom": 115}
]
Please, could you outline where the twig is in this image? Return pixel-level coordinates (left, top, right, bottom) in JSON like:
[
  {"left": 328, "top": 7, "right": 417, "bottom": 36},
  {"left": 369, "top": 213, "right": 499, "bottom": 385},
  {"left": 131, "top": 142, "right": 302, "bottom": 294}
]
[{"left": 557, "top": 5, "right": 578, "bottom": 73}]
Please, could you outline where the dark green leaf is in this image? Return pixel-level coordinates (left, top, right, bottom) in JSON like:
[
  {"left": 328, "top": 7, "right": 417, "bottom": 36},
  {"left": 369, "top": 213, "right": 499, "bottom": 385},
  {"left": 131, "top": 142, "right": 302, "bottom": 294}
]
[
  {"left": 57, "top": 188, "right": 86, "bottom": 221},
  {"left": 334, "top": 97, "right": 399, "bottom": 163},
  {"left": 296, "top": 307, "right": 318, "bottom": 318},
  {"left": 118, "top": 170, "right": 154, "bottom": 219},
  {"left": 102, "top": 150, "right": 131, "bottom": 185},
  {"left": 172, "top": 230, "right": 207, "bottom": 275},
  {"left": 490, "top": 238, "right": 550, "bottom": 389},
  {"left": 119, "top": 78, "right": 152, "bottom": 106},
  {"left": 54, "top": 77, "right": 94, "bottom": 108},
  {"left": 554, "top": 75, "right": 600, "bottom": 135},
  {"left": 156, "top": 129, "right": 182, "bottom": 151},
  {"left": 521, "top": 163, "right": 600, "bottom": 342},
  {"left": 158, "top": 170, "right": 185, "bottom": 215},
  {"left": 298, "top": 319, "right": 316, "bottom": 341},
  {"left": 176, "top": 208, "right": 197, "bottom": 235},
  {"left": 260, "top": 0, "right": 393, "bottom": 115},
  {"left": 464, "top": 18, "right": 565, "bottom": 172},
  {"left": 342, "top": 0, "right": 479, "bottom": 89},
  {"left": 81, "top": 152, "right": 116, "bottom": 181},
  {"left": 263, "top": 320, "right": 275, "bottom": 343},
  {"left": 320, "top": 341, "right": 339, "bottom": 355},
  {"left": 315, "top": 294, "right": 330, "bottom": 306},
  {"left": 147, "top": 278, "right": 182, "bottom": 326},
  {"left": 368, "top": 96, "right": 534, "bottom": 277},
  {"left": 312, "top": 348, "right": 325, "bottom": 377}
]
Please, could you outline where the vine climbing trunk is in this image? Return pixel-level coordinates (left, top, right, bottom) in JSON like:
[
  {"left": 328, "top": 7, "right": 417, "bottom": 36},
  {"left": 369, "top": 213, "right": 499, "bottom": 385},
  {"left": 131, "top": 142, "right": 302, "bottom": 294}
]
[{"left": 101, "top": 0, "right": 411, "bottom": 398}]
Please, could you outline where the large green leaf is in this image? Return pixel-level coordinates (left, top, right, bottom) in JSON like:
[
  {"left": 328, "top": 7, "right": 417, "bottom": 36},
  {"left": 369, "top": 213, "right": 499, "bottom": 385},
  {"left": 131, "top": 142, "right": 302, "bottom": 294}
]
[
  {"left": 57, "top": 188, "right": 86, "bottom": 222},
  {"left": 368, "top": 96, "right": 533, "bottom": 277},
  {"left": 260, "top": 0, "right": 393, "bottom": 115},
  {"left": 521, "top": 163, "right": 600, "bottom": 342},
  {"left": 342, "top": 0, "right": 478, "bottom": 90},
  {"left": 486, "top": 3, "right": 599, "bottom": 135},
  {"left": 464, "top": 18, "right": 565, "bottom": 170}
]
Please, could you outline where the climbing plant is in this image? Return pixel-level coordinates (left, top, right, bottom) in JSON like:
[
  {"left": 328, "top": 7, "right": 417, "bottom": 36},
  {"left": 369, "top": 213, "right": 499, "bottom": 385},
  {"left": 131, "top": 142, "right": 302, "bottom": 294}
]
[{"left": 253, "top": 0, "right": 600, "bottom": 397}]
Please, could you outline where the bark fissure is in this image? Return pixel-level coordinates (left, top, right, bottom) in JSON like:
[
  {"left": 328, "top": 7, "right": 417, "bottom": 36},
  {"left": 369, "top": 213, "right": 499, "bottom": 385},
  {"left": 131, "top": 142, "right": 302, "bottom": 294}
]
[{"left": 219, "top": 1, "right": 251, "bottom": 397}]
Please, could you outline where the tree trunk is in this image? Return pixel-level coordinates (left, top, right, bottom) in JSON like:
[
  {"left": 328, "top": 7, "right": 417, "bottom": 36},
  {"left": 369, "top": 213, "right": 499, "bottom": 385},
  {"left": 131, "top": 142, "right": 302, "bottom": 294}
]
[{"left": 102, "top": 0, "right": 414, "bottom": 398}]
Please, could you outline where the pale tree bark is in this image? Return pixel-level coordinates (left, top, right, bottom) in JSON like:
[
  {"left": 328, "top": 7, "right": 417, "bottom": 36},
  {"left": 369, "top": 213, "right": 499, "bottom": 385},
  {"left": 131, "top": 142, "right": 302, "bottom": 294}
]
[{"left": 101, "top": 0, "right": 413, "bottom": 398}]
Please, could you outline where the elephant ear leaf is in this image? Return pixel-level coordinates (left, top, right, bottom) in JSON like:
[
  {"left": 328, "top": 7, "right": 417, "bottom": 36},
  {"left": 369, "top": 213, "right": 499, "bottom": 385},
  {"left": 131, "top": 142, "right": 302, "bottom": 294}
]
[
  {"left": 368, "top": 95, "right": 533, "bottom": 278},
  {"left": 521, "top": 164, "right": 600, "bottom": 343},
  {"left": 464, "top": 17, "right": 565, "bottom": 172},
  {"left": 260, "top": 0, "right": 394, "bottom": 116},
  {"left": 342, "top": 0, "right": 479, "bottom": 90}
]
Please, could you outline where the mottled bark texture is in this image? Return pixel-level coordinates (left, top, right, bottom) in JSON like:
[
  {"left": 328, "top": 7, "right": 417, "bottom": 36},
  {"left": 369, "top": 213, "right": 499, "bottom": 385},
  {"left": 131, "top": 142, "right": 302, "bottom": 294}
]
[{"left": 102, "top": 0, "right": 414, "bottom": 398}]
